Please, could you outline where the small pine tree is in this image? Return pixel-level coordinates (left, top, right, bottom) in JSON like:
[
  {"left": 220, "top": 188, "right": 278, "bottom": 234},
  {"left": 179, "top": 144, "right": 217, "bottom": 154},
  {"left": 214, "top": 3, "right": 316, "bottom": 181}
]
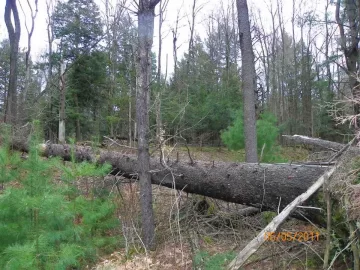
[
  {"left": 221, "top": 111, "right": 283, "bottom": 162},
  {"left": 0, "top": 127, "right": 121, "bottom": 269}
]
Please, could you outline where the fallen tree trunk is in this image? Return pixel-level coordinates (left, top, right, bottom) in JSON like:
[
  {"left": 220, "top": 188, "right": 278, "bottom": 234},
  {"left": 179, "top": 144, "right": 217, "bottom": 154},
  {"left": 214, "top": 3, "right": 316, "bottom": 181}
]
[
  {"left": 282, "top": 134, "right": 346, "bottom": 151},
  {"left": 102, "top": 151, "right": 329, "bottom": 224},
  {"left": 30, "top": 143, "right": 329, "bottom": 224},
  {"left": 11, "top": 137, "right": 360, "bottom": 267}
]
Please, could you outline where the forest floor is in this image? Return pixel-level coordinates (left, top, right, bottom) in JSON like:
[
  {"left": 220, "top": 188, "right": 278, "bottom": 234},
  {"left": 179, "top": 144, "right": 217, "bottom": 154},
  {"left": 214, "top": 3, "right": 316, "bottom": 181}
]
[{"left": 92, "top": 145, "right": 348, "bottom": 270}]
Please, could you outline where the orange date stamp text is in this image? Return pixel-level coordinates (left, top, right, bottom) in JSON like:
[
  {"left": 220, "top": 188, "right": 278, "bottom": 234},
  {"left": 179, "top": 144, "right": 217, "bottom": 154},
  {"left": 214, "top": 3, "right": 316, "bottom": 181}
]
[{"left": 264, "top": 231, "right": 320, "bottom": 242}]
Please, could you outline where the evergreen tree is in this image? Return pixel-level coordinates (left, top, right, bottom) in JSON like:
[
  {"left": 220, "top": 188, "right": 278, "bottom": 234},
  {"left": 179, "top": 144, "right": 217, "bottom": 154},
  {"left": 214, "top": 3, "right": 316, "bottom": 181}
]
[
  {"left": 52, "top": 0, "right": 103, "bottom": 60},
  {"left": 52, "top": 0, "right": 104, "bottom": 140},
  {"left": 0, "top": 129, "right": 120, "bottom": 269}
]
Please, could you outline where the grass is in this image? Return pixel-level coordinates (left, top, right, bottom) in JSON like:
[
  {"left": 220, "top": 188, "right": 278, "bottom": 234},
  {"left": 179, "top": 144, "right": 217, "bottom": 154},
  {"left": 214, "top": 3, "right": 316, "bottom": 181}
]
[
  {"left": 193, "top": 250, "right": 236, "bottom": 270},
  {"left": 174, "top": 145, "right": 309, "bottom": 163}
]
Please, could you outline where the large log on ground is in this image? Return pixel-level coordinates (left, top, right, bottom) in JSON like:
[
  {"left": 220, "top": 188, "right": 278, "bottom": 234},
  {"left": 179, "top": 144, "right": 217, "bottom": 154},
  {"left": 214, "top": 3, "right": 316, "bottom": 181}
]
[
  {"left": 282, "top": 134, "right": 346, "bottom": 151},
  {"left": 98, "top": 151, "right": 329, "bottom": 224},
  {"left": 15, "top": 143, "right": 330, "bottom": 224}
]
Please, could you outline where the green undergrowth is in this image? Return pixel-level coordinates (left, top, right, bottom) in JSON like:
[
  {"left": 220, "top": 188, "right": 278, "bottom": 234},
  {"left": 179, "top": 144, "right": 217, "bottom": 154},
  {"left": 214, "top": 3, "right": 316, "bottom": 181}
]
[
  {"left": 0, "top": 132, "right": 121, "bottom": 269},
  {"left": 193, "top": 250, "right": 236, "bottom": 270},
  {"left": 221, "top": 111, "right": 284, "bottom": 162},
  {"left": 177, "top": 145, "right": 308, "bottom": 163}
]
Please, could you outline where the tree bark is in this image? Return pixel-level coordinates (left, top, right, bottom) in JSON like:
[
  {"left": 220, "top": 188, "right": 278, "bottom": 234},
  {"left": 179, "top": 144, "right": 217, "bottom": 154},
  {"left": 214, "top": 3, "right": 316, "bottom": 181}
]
[
  {"left": 324, "top": 0, "right": 333, "bottom": 97},
  {"left": 237, "top": 0, "right": 258, "bottom": 162},
  {"left": 136, "top": 0, "right": 160, "bottom": 250},
  {"left": 187, "top": 0, "right": 196, "bottom": 74},
  {"left": 336, "top": 0, "right": 360, "bottom": 115},
  {"left": 277, "top": 0, "right": 285, "bottom": 126},
  {"left": 20, "top": 0, "right": 38, "bottom": 117},
  {"left": 100, "top": 151, "right": 328, "bottom": 223},
  {"left": 4, "top": 0, "right": 21, "bottom": 125},
  {"left": 291, "top": 0, "right": 298, "bottom": 135},
  {"left": 59, "top": 60, "right": 66, "bottom": 144},
  {"left": 74, "top": 93, "right": 81, "bottom": 142},
  {"left": 10, "top": 142, "right": 329, "bottom": 225},
  {"left": 46, "top": 0, "right": 54, "bottom": 141}
]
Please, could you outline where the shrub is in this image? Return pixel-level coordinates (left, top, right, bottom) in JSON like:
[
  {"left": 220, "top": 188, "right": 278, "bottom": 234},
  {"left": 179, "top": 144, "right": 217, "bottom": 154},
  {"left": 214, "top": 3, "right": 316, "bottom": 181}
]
[
  {"left": 193, "top": 250, "right": 236, "bottom": 270},
  {"left": 221, "top": 111, "right": 283, "bottom": 162},
  {"left": 0, "top": 137, "right": 121, "bottom": 269}
]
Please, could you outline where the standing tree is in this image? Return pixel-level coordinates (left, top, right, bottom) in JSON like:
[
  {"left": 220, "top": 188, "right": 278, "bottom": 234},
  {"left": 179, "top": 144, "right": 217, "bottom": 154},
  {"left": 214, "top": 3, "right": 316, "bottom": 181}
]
[
  {"left": 4, "top": 0, "right": 21, "bottom": 125},
  {"left": 155, "top": 0, "right": 168, "bottom": 152},
  {"left": 236, "top": 0, "right": 258, "bottom": 162},
  {"left": 0, "top": 40, "right": 11, "bottom": 115},
  {"left": 52, "top": 0, "right": 103, "bottom": 141},
  {"left": 136, "top": 0, "right": 161, "bottom": 250},
  {"left": 18, "top": 0, "right": 38, "bottom": 123},
  {"left": 336, "top": 0, "right": 360, "bottom": 115},
  {"left": 59, "top": 54, "right": 66, "bottom": 143}
]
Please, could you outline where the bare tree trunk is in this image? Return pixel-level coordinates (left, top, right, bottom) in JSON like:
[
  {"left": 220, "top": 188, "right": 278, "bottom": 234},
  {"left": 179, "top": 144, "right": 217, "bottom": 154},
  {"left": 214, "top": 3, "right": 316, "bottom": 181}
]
[
  {"left": 126, "top": 41, "right": 134, "bottom": 147},
  {"left": 46, "top": 0, "right": 55, "bottom": 141},
  {"left": 128, "top": 78, "right": 132, "bottom": 147},
  {"left": 302, "top": 19, "right": 313, "bottom": 136},
  {"left": 277, "top": 0, "right": 285, "bottom": 125},
  {"left": 172, "top": 17, "right": 179, "bottom": 81},
  {"left": 58, "top": 59, "right": 66, "bottom": 144},
  {"left": 270, "top": 4, "right": 278, "bottom": 121},
  {"left": 257, "top": 13, "right": 270, "bottom": 109},
  {"left": 291, "top": 0, "right": 298, "bottom": 134},
  {"left": 171, "top": 6, "right": 182, "bottom": 83},
  {"left": 136, "top": 0, "right": 161, "bottom": 250},
  {"left": 157, "top": 0, "right": 168, "bottom": 83},
  {"left": 336, "top": 0, "right": 360, "bottom": 115},
  {"left": 155, "top": 0, "right": 167, "bottom": 145},
  {"left": 187, "top": 0, "right": 197, "bottom": 73},
  {"left": 134, "top": 76, "right": 137, "bottom": 145},
  {"left": 325, "top": 0, "right": 332, "bottom": 96},
  {"left": 4, "top": 0, "right": 21, "bottom": 125},
  {"left": 236, "top": 0, "right": 258, "bottom": 162},
  {"left": 74, "top": 94, "right": 81, "bottom": 141},
  {"left": 105, "top": 0, "right": 114, "bottom": 138},
  {"left": 18, "top": 0, "right": 38, "bottom": 121}
]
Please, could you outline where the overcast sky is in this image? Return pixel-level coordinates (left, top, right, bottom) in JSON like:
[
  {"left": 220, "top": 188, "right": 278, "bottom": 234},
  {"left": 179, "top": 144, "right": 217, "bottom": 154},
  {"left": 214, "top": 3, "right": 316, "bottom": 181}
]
[{"left": 0, "top": 0, "right": 327, "bottom": 76}]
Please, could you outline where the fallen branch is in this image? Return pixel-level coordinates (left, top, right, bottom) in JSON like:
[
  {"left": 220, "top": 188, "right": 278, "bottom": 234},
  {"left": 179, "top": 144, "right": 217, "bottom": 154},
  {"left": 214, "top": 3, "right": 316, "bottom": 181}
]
[
  {"left": 282, "top": 135, "right": 345, "bottom": 152},
  {"left": 103, "top": 136, "right": 137, "bottom": 149},
  {"left": 327, "top": 136, "right": 356, "bottom": 163},
  {"left": 227, "top": 166, "right": 336, "bottom": 270}
]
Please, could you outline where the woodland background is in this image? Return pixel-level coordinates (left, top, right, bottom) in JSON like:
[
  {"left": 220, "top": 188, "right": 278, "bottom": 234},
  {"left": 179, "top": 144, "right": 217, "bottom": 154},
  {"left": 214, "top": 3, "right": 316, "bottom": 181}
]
[
  {"left": 0, "top": 0, "right": 353, "bottom": 147},
  {"left": 0, "top": 0, "right": 360, "bottom": 269}
]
